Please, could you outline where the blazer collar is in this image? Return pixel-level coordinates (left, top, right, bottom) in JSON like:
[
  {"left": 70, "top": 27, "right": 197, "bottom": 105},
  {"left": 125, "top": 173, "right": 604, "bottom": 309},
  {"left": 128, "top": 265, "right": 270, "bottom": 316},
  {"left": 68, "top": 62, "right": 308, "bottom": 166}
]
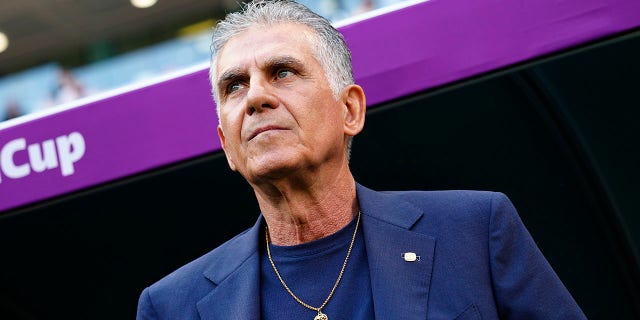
[
  {"left": 357, "top": 183, "right": 436, "bottom": 320},
  {"left": 197, "top": 218, "right": 263, "bottom": 320},
  {"left": 196, "top": 184, "right": 436, "bottom": 320}
]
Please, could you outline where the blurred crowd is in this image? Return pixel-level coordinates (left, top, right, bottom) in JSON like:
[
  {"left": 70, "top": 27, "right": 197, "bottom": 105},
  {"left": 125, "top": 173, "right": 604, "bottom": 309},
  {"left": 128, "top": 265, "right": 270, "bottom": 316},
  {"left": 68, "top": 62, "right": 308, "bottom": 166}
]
[
  {"left": 1, "top": 66, "right": 94, "bottom": 122},
  {"left": 1, "top": 0, "right": 410, "bottom": 122}
]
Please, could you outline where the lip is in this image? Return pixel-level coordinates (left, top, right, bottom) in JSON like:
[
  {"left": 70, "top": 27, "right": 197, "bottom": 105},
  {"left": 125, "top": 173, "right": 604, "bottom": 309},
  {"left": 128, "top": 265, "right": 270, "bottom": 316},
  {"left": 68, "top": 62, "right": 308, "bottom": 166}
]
[{"left": 248, "top": 125, "right": 286, "bottom": 141}]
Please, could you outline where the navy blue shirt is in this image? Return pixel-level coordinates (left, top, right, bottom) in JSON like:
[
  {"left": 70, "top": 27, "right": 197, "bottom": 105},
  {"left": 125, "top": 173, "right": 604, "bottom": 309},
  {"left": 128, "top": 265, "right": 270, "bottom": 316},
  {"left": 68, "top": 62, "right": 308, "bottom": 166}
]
[{"left": 260, "top": 216, "right": 375, "bottom": 319}]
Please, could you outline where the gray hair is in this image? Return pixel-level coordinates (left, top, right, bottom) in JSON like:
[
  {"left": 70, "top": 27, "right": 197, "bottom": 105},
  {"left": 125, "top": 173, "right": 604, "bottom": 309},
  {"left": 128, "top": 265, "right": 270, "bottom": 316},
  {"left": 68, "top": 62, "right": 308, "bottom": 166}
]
[{"left": 209, "top": 0, "right": 354, "bottom": 109}]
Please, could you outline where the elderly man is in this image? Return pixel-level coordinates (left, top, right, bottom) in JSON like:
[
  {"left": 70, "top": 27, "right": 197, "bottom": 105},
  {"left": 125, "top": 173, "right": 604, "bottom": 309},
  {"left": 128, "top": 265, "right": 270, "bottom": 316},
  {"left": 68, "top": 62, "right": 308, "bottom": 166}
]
[{"left": 136, "top": 1, "right": 587, "bottom": 319}]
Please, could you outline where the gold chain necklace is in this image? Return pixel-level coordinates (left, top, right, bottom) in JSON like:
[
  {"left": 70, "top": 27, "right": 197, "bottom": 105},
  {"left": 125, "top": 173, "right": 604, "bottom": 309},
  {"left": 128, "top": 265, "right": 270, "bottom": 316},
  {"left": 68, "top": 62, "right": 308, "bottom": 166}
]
[{"left": 265, "top": 210, "right": 361, "bottom": 320}]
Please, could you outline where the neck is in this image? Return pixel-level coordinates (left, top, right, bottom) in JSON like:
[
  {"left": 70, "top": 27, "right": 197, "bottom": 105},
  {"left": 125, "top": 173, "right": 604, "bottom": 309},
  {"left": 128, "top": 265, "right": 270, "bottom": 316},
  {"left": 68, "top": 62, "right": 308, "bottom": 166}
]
[{"left": 254, "top": 174, "right": 358, "bottom": 246}]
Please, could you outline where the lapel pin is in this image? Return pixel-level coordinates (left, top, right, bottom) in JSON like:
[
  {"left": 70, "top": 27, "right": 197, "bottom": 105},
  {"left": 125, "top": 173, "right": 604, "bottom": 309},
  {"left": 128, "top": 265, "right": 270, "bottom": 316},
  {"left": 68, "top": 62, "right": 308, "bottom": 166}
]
[{"left": 402, "top": 252, "right": 420, "bottom": 262}]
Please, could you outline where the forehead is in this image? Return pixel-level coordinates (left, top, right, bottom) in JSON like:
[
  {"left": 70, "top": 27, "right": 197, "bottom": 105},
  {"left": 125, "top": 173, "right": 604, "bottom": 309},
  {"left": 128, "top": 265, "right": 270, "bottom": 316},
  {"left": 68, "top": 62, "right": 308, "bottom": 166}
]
[{"left": 216, "top": 23, "right": 318, "bottom": 74}]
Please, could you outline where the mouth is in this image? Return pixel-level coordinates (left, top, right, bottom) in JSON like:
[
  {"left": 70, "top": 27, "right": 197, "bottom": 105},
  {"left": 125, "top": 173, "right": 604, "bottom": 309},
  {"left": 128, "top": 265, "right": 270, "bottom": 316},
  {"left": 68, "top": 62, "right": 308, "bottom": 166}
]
[{"left": 248, "top": 125, "right": 285, "bottom": 141}]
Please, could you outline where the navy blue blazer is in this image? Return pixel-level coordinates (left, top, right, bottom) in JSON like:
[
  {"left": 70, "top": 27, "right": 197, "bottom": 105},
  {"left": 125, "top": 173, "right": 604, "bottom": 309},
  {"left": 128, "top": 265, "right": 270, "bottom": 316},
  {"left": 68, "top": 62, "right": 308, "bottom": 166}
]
[{"left": 137, "top": 183, "right": 586, "bottom": 319}]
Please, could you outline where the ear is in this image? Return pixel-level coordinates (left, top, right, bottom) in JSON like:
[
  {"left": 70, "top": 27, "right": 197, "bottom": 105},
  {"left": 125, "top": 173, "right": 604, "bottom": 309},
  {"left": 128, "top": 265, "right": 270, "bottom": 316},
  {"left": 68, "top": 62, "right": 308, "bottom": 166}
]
[
  {"left": 217, "top": 124, "right": 238, "bottom": 171},
  {"left": 341, "top": 84, "right": 366, "bottom": 137}
]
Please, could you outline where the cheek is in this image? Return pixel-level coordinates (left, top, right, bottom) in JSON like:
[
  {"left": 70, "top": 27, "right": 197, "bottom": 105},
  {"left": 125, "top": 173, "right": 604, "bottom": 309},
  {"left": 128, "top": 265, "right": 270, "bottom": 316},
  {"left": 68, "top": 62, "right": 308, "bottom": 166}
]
[
  {"left": 303, "top": 104, "right": 343, "bottom": 141},
  {"left": 220, "top": 107, "right": 244, "bottom": 136}
]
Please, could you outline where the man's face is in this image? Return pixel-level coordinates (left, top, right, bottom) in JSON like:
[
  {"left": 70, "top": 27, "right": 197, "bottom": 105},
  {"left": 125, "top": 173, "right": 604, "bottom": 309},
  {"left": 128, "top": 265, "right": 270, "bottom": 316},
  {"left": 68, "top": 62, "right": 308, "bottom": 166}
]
[{"left": 215, "top": 23, "right": 348, "bottom": 184}]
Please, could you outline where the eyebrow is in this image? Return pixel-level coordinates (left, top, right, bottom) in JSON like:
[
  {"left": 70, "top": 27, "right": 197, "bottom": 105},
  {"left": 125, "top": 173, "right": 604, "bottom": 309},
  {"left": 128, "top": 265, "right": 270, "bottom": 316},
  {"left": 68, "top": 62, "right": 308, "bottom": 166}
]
[{"left": 263, "top": 55, "right": 305, "bottom": 72}]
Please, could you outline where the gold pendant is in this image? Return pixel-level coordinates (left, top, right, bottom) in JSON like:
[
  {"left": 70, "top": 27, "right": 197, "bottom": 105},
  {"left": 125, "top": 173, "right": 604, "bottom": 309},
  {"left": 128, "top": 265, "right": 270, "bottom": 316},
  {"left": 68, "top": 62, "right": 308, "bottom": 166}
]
[{"left": 314, "top": 311, "right": 328, "bottom": 320}]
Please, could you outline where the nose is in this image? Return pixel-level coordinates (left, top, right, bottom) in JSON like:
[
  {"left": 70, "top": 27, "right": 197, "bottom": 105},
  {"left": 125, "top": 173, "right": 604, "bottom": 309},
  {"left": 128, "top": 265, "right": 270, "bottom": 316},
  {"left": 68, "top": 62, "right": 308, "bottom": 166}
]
[{"left": 245, "top": 76, "right": 279, "bottom": 115}]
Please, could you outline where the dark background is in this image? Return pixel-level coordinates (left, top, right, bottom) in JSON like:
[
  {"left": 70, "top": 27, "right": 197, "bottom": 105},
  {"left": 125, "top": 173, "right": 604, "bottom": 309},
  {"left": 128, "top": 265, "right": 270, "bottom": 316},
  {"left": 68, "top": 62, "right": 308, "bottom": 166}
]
[{"left": 1, "top": 29, "right": 639, "bottom": 319}]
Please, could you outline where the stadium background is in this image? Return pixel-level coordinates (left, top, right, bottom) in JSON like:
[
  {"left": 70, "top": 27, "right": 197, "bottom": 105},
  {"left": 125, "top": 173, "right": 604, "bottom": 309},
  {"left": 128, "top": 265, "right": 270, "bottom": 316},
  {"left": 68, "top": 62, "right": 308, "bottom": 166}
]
[{"left": 1, "top": 0, "right": 639, "bottom": 319}]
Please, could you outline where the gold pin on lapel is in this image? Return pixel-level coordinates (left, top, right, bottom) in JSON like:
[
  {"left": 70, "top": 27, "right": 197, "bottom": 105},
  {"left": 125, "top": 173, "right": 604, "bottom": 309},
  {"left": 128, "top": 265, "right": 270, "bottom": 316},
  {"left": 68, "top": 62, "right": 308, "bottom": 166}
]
[{"left": 402, "top": 252, "right": 420, "bottom": 262}]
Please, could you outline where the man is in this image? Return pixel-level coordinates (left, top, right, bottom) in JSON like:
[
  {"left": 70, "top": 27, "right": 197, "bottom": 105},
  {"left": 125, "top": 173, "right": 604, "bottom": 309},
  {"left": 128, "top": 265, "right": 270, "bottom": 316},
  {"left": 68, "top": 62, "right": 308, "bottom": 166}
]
[{"left": 136, "top": 1, "right": 587, "bottom": 319}]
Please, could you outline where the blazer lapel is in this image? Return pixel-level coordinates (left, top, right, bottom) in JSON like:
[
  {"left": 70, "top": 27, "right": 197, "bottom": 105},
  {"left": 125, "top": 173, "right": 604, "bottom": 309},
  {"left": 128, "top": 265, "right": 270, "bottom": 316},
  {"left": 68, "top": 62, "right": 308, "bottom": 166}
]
[
  {"left": 357, "top": 184, "right": 436, "bottom": 320},
  {"left": 196, "top": 218, "right": 263, "bottom": 320}
]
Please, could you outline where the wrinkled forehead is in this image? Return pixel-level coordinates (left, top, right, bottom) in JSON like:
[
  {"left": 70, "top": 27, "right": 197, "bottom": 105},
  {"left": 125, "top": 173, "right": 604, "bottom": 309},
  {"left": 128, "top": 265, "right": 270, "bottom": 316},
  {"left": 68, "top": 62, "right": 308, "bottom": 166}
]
[{"left": 215, "top": 23, "right": 319, "bottom": 76}]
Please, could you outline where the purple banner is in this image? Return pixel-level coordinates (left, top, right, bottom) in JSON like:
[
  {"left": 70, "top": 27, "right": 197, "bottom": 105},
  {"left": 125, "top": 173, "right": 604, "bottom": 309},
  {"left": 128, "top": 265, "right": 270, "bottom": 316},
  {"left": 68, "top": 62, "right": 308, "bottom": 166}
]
[
  {"left": 0, "top": 69, "right": 219, "bottom": 211},
  {"left": 1, "top": 0, "right": 639, "bottom": 212},
  {"left": 343, "top": 0, "right": 640, "bottom": 106}
]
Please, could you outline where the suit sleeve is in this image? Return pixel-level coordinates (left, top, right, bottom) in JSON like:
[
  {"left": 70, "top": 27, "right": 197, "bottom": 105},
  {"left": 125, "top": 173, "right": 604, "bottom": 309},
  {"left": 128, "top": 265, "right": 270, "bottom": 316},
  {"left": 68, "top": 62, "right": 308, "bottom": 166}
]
[
  {"left": 136, "top": 287, "right": 160, "bottom": 320},
  {"left": 488, "top": 192, "right": 587, "bottom": 319}
]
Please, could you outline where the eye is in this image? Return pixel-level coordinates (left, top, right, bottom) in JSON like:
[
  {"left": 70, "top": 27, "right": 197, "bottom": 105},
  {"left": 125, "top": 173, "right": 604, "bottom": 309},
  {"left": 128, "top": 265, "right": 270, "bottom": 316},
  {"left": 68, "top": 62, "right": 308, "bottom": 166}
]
[
  {"left": 226, "top": 82, "right": 242, "bottom": 94},
  {"left": 276, "top": 69, "right": 294, "bottom": 79}
]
